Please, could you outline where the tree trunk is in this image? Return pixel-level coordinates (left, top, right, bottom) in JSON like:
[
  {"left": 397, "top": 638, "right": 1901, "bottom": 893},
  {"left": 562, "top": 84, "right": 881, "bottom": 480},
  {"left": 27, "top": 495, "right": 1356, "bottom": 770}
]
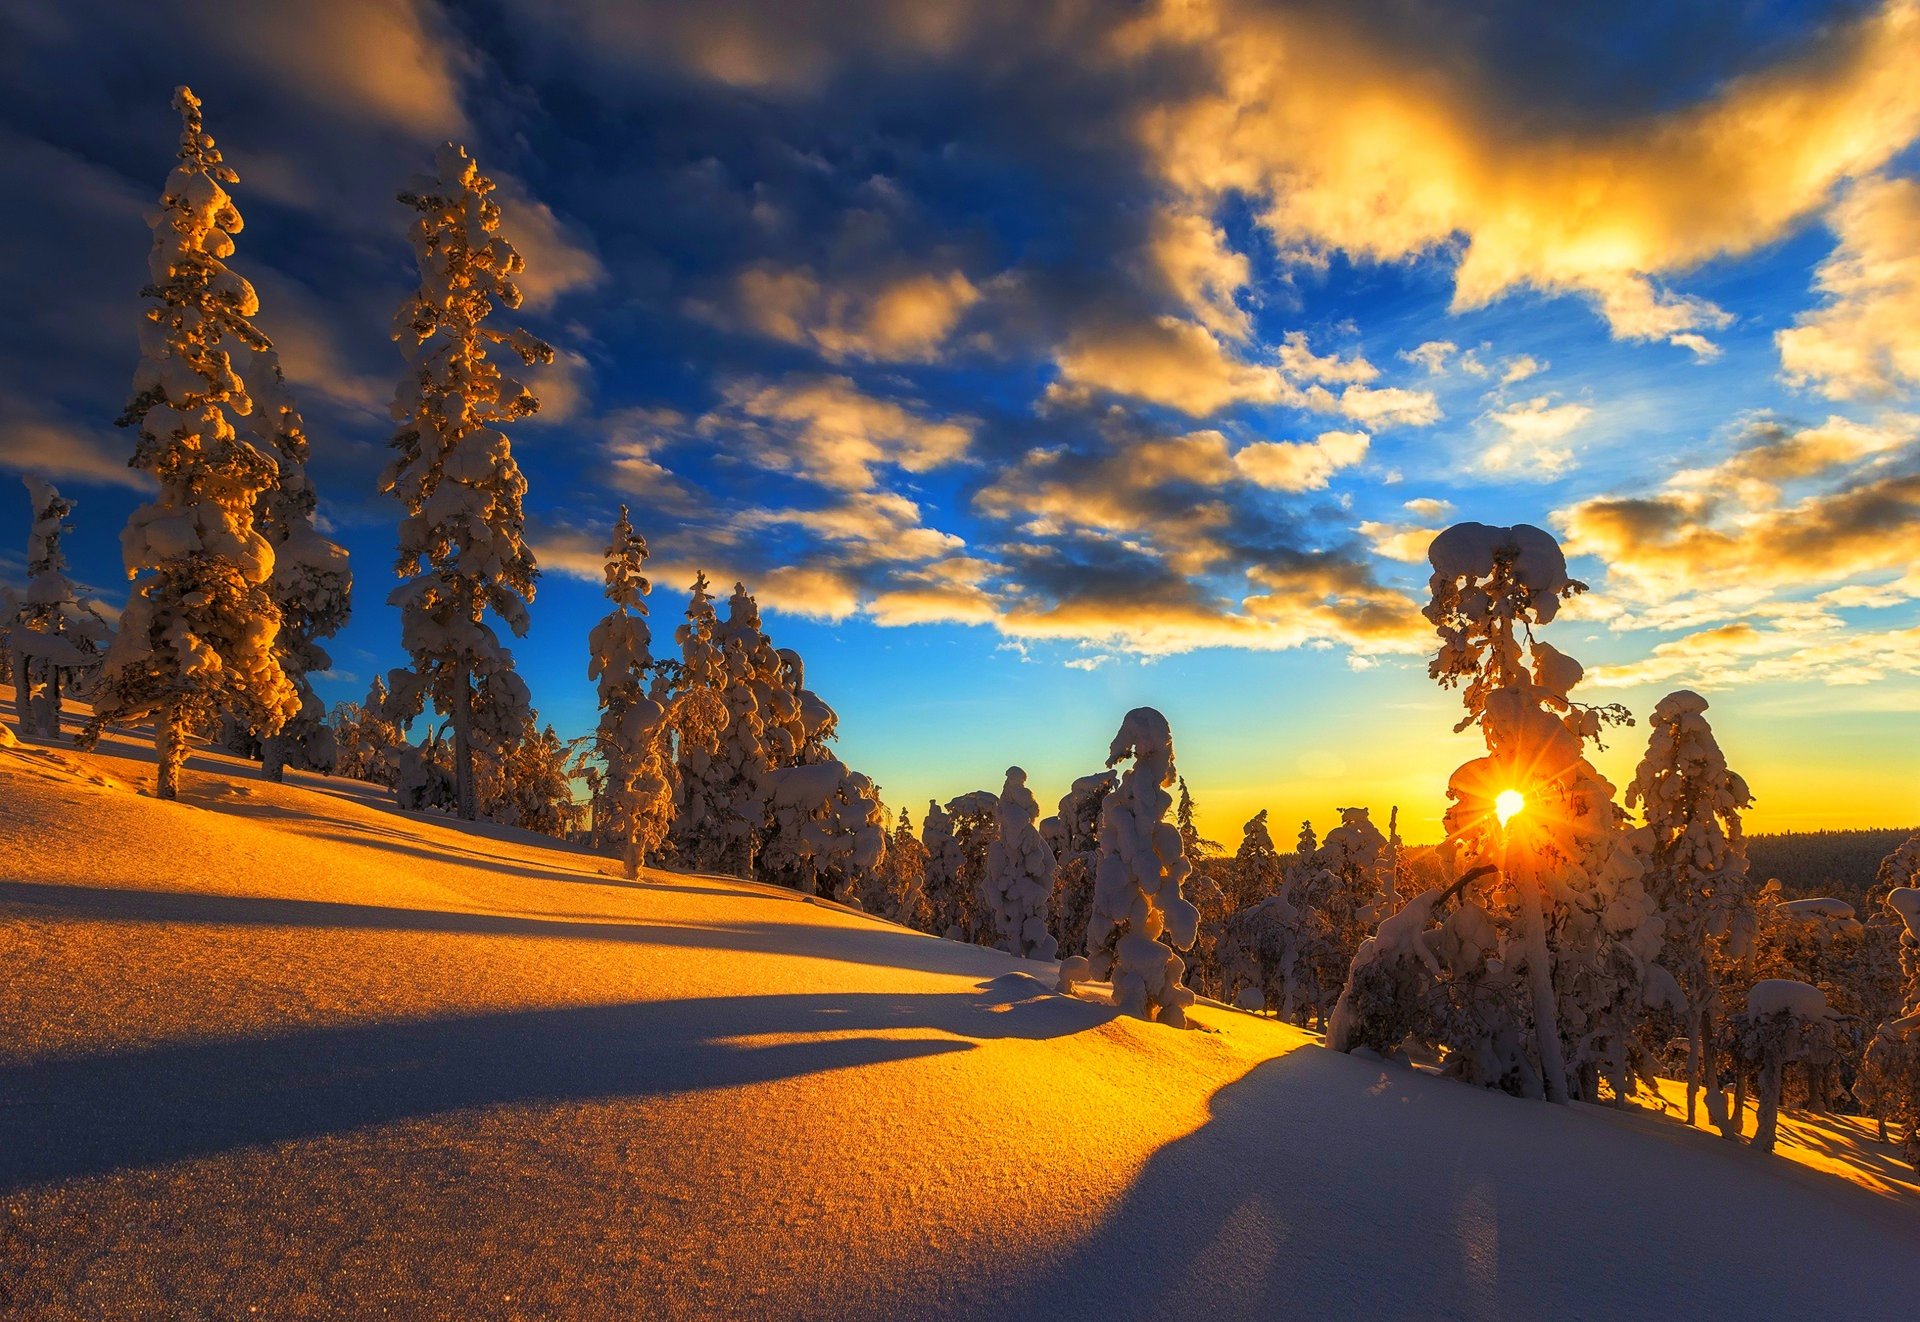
[
  {"left": 1752, "top": 1056, "right": 1783, "bottom": 1153},
  {"left": 47, "top": 666, "right": 62, "bottom": 740},
  {"left": 1730, "top": 1069, "right": 1748, "bottom": 1139},
  {"left": 12, "top": 649, "right": 30, "bottom": 739},
  {"left": 451, "top": 659, "right": 476, "bottom": 822},
  {"left": 623, "top": 838, "right": 641, "bottom": 881},
  {"left": 1703, "top": 1005, "right": 1734, "bottom": 1137},
  {"left": 1511, "top": 836, "right": 1569, "bottom": 1104},
  {"left": 262, "top": 734, "right": 289, "bottom": 783},
  {"left": 155, "top": 703, "right": 184, "bottom": 801},
  {"left": 1684, "top": 1004, "right": 1703, "bottom": 1126}
]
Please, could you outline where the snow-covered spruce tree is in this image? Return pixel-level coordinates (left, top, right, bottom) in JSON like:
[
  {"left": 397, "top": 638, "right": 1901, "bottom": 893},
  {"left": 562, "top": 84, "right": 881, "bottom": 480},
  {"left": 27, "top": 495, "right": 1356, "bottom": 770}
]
[
  {"left": 922, "top": 798, "right": 961, "bottom": 933},
  {"left": 668, "top": 573, "right": 732, "bottom": 870},
  {"left": 875, "top": 806, "right": 932, "bottom": 928},
  {"left": 1855, "top": 871, "right": 1920, "bottom": 1168},
  {"left": 987, "top": 767, "right": 1060, "bottom": 961},
  {"left": 761, "top": 759, "right": 887, "bottom": 900},
  {"left": 694, "top": 583, "right": 783, "bottom": 876},
  {"left": 11, "top": 477, "right": 110, "bottom": 739},
  {"left": 1228, "top": 808, "right": 1283, "bottom": 910},
  {"left": 481, "top": 717, "right": 585, "bottom": 839},
  {"left": 379, "top": 141, "right": 553, "bottom": 822},
  {"left": 329, "top": 676, "right": 405, "bottom": 786},
  {"left": 1046, "top": 769, "right": 1115, "bottom": 956},
  {"left": 587, "top": 506, "right": 674, "bottom": 878},
  {"left": 1080, "top": 707, "right": 1200, "bottom": 1026},
  {"left": 249, "top": 350, "right": 350, "bottom": 780},
  {"left": 1731, "top": 980, "right": 1847, "bottom": 1154},
  {"left": 88, "top": 88, "right": 297, "bottom": 797},
  {"left": 1626, "top": 689, "right": 1755, "bottom": 1131},
  {"left": 1294, "top": 807, "right": 1393, "bottom": 1027},
  {"left": 1330, "top": 523, "right": 1669, "bottom": 1104}
]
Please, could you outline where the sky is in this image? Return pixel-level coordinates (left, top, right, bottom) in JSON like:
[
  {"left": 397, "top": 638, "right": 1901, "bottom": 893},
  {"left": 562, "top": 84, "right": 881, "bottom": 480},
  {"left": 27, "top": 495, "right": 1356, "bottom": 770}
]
[{"left": 2, "top": 0, "right": 1918, "bottom": 843}]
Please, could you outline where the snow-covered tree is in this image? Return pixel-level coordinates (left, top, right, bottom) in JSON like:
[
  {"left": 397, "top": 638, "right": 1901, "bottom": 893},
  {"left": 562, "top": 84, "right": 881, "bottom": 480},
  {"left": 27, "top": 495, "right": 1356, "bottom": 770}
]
[
  {"left": 587, "top": 507, "right": 674, "bottom": 877},
  {"left": 668, "top": 574, "right": 732, "bottom": 870},
  {"left": 761, "top": 759, "right": 887, "bottom": 900},
  {"left": 1731, "top": 980, "right": 1847, "bottom": 1154},
  {"left": 1331, "top": 523, "right": 1669, "bottom": 1104},
  {"left": 379, "top": 141, "right": 553, "bottom": 821},
  {"left": 1626, "top": 689, "right": 1755, "bottom": 1131},
  {"left": 871, "top": 806, "right": 931, "bottom": 927},
  {"left": 922, "top": 790, "right": 998, "bottom": 941},
  {"left": 986, "top": 766, "right": 1059, "bottom": 961},
  {"left": 1081, "top": 707, "right": 1200, "bottom": 1026},
  {"left": 482, "top": 718, "right": 585, "bottom": 838},
  {"left": 1046, "top": 769, "right": 1114, "bottom": 955},
  {"left": 330, "top": 676, "right": 405, "bottom": 786},
  {"left": 10, "top": 477, "right": 110, "bottom": 739},
  {"left": 248, "top": 351, "right": 350, "bottom": 780},
  {"left": 88, "top": 87, "right": 298, "bottom": 798},
  {"left": 1227, "top": 808, "right": 1283, "bottom": 911}
]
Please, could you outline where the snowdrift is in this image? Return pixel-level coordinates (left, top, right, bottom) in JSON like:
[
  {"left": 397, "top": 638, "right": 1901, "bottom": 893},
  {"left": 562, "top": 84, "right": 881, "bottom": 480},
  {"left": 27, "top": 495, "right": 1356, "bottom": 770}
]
[{"left": 1, "top": 711, "right": 1914, "bottom": 1319}]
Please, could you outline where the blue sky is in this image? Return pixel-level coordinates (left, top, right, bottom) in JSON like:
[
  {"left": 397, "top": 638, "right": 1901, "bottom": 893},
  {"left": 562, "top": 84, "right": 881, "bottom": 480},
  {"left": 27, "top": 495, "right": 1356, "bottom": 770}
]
[{"left": 3, "top": 0, "right": 1918, "bottom": 840}]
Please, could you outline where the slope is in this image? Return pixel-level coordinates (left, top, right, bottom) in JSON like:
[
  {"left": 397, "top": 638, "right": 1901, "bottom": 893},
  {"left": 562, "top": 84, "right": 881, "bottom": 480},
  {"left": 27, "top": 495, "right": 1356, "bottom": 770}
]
[{"left": 0, "top": 714, "right": 1914, "bottom": 1320}]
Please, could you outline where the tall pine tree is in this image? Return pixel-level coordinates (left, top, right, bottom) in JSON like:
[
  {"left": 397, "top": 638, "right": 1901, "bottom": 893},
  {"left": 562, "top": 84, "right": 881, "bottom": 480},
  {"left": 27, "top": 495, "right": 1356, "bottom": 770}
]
[
  {"left": 380, "top": 142, "right": 553, "bottom": 820},
  {"left": 90, "top": 87, "right": 296, "bottom": 798}
]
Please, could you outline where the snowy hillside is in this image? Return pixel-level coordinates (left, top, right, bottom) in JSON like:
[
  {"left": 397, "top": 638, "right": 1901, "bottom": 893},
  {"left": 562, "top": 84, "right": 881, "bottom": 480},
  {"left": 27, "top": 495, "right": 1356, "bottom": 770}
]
[{"left": 2, "top": 710, "right": 1915, "bottom": 1319}]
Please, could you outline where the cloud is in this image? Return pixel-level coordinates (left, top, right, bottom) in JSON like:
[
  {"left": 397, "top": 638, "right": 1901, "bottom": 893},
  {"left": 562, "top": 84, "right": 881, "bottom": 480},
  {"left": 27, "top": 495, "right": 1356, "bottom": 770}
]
[
  {"left": 491, "top": 173, "right": 608, "bottom": 313},
  {"left": 1150, "top": 209, "right": 1252, "bottom": 340},
  {"left": 1123, "top": 0, "right": 1920, "bottom": 347},
  {"left": 1357, "top": 520, "right": 1441, "bottom": 563},
  {"left": 1049, "top": 315, "right": 1436, "bottom": 424},
  {"left": 1482, "top": 396, "right": 1592, "bottom": 474},
  {"left": 0, "top": 400, "right": 150, "bottom": 491},
  {"left": 703, "top": 374, "right": 973, "bottom": 491},
  {"left": 711, "top": 263, "right": 983, "bottom": 362},
  {"left": 1777, "top": 173, "right": 1920, "bottom": 400},
  {"left": 1233, "top": 429, "right": 1369, "bottom": 492},
  {"left": 1500, "top": 354, "right": 1545, "bottom": 385},
  {"left": 1587, "top": 619, "right": 1920, "bottom": 689},
  {"left": 1400, "top": 341, "right": 1457, "bottom": 374},
  {"left": 1403, "top": 496, "right": 1453, "bottom": 519},
  {"left": 1558, "top": 414, "right": 1920, "bottom": 636}
]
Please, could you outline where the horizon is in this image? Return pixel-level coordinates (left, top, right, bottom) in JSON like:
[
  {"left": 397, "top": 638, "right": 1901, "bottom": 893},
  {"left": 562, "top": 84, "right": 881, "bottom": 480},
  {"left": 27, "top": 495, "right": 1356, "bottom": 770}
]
[{"left": 3, "top": 0, "right": 1919, "bottom": 841}]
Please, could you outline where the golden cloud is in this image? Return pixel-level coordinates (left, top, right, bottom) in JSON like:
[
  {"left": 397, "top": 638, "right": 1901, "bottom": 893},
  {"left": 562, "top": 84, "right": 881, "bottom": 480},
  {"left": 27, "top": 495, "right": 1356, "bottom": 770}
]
[{"left": 1778, "top": 174, "right": 1920, "bottom": 399}]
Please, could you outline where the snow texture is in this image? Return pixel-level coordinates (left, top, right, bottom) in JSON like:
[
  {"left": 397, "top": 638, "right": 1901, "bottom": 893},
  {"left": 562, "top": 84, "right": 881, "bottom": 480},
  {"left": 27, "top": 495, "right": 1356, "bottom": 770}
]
[{"left": 1, "top": 699, "right": 1914, "bottom": 1317}]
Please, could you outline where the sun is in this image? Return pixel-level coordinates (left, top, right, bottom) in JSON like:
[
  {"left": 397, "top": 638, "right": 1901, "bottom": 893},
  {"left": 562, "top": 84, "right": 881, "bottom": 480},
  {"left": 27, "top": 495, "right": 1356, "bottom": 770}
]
[{"left": 1495, "top": 789, "right": 1525, "bottom": 826}]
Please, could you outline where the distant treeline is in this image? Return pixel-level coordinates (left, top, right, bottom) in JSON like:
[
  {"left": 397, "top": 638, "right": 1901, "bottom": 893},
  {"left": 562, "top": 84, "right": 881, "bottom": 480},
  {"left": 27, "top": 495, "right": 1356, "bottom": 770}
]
[{"left": 1746, "top": 828, "right": 1918, "bottom": 903}]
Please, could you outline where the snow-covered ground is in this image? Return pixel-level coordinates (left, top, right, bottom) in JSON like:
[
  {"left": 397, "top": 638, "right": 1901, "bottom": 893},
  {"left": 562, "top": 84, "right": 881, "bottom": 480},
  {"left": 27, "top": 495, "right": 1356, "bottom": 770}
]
[{"left": 2, "top": 704, "right": 1914, "bottom": 1319}]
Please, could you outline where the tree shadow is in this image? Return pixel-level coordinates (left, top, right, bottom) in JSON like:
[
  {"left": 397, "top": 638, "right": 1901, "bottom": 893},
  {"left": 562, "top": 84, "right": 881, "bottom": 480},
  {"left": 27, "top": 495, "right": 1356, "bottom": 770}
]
[
  {"left": 0, "top": 880, "right": 1050, "bottom": 983},
  {"left": 1006, "top": 1046, "right": 1917, "bottom": 1320},
  {"left": 0, "top": 973, "right": 1107, "bottom": 1193}
]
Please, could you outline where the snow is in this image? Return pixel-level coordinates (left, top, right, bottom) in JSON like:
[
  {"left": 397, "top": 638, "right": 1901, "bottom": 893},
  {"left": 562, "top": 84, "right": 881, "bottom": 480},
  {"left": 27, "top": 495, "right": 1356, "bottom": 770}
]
[
  {"left": 1, "top": 697, "right": 1914, "bottom": 1317},
  {"left": 1890, "top": 886, "right": 1920, "bottom": 941},
  {"left": 1746, "top": 978, "right": 1838, "bottom": 1021}
]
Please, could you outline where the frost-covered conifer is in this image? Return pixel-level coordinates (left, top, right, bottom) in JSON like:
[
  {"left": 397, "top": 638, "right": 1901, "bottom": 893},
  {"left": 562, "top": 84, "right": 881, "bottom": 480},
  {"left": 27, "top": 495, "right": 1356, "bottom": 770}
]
[
  {"left": 923, "top": 790, "right": 998, "bottom": 941},
  {"left": 1627, "top": 690, "right": 1754, "bottom": 1130},
  {"left": 1047, "top": 769, "right": 1114, "bottom": 955},
  {"left": 587, "top": 507, "right": 674, "bottom": 877},
  {"left": 1332, "top": 523, "right": 1667, "bottom": 1104},
  {"left": 986, "top": 767, "right": 1059, "bottom": 960},
  {"left": 1228, "top": 809, "right": 1282, "bottom": 910},
  {"left": 1084, "top": 707, "right": 1199, "bottom": 1025},
  {"left": 761, "top": 759, "right": 887, "bottom": 899},
  {"left": 10, "top": 477, "right": 110, "bottom": 739},
  {"left": 873, "top": 806, "right": 931, "bottom": 927},
  {"left": 330, "top": 676, "right": 405, "bottom": 786},
  {"left": 669, "top": 574, "right": 733, "bottom": 869},
  {"left": 249, "top": 351, "right": 350, "bottom": 780},
  {"left": 379, "top": 141, "right": 552, "bottom": 821},
  {"left": 482, "top": 718, "right": 585, "bottom": 838},
  {"left": 1732, "top": 980, "right": 1846, "bottom": 1154},
  {"left": 89, "top": 88, "right": 297, "bottom": 797}
]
